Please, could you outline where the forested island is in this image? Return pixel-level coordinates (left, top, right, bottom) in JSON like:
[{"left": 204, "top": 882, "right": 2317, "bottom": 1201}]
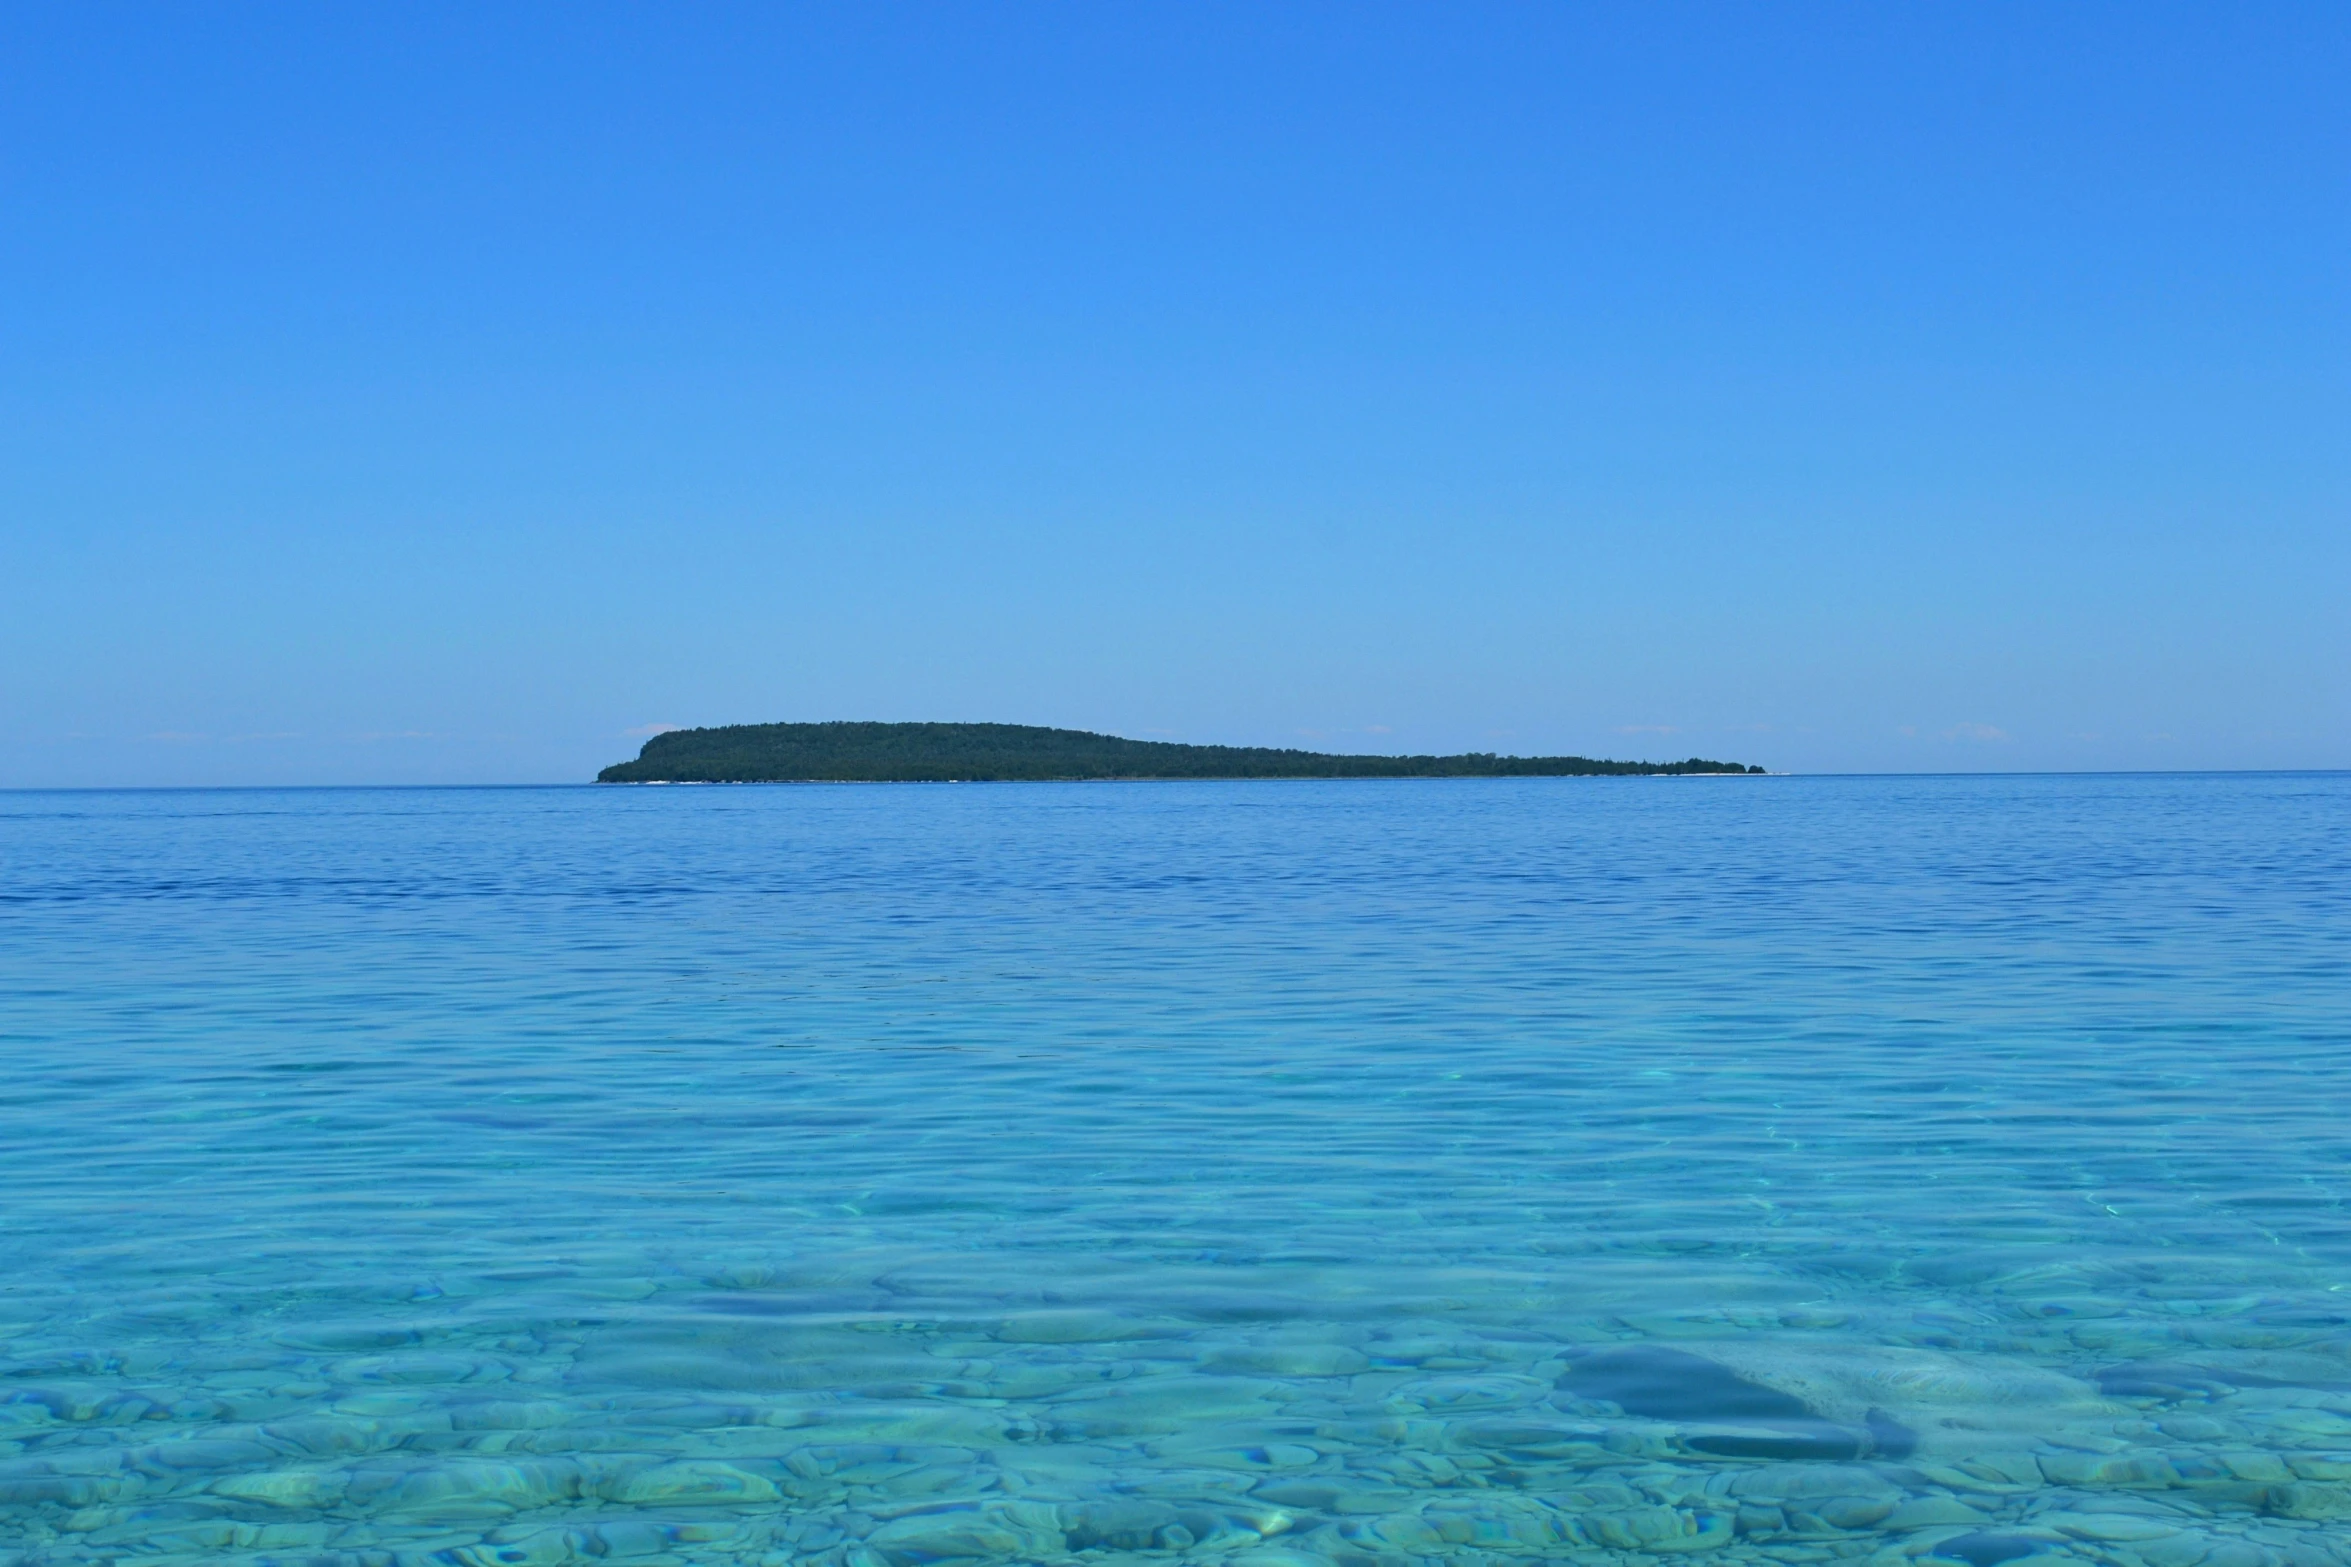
[{"left": 597, "top": 722, "right": 1764, "bottom": 783}]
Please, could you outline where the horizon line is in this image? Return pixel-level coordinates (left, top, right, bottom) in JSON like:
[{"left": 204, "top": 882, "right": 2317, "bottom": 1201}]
[{"left": 3, "top": 767, "right": 2348, "bottom": 794}]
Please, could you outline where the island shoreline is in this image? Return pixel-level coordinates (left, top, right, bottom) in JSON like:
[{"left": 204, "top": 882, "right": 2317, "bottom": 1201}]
[{"left": 598, "top": 721, "right": 1765, "bottom": 784}]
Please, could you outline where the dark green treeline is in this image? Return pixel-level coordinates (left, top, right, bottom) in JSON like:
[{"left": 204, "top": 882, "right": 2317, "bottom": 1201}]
[{"left": 597, "top": 722, "right": 1765, "bottom": 783}]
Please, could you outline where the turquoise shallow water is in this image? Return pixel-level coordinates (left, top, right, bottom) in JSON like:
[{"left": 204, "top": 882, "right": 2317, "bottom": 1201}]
[{"left": 2, "top": 775, "right": 2349, "bottom": 1567}]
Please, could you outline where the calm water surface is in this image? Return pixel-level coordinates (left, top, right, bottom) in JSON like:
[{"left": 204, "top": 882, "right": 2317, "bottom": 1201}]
[{"left": 2, "top": 776, "right": 2348, "bottom": 1567}]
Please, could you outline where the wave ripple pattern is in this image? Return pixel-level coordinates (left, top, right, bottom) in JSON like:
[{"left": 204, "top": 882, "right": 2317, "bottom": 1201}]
[{"left": 2, "top": 775, "right": 2348, "bottom": 1567}]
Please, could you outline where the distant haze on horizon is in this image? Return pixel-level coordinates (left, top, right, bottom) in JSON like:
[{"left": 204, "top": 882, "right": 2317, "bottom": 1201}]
[{"left": 2, "top": 2, "right": 2344, "bottom": 786}]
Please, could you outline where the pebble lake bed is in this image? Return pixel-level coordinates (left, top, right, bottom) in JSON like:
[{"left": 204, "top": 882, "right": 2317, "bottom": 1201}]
[{"left": 2, "top": 775, "right": 2347, "bottom": 1567}]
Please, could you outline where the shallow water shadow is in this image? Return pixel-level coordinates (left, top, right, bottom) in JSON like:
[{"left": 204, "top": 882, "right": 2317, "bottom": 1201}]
[{"left": 1559, "top": 1344, "right": 1915, "bottom": 1460}]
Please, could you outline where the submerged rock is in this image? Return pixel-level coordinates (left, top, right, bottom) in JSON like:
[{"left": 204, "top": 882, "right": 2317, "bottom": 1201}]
[
  {"left": 2037, "top": 1449, "right": 2183, "bottom": 1488},
  {"left": 993, "top": 1310, "right": 1160, "bottom": 1344},
  {"left": 1059, "top": 1497, "right": 1208, "bottom": 1550},
  {"left": 2098, "top": 1363, "right": 2242, "bottom": 1401},
  {"left": 604, "top": 1459, "right": 779, "bottom": 1506},
  {"left": 1203, "top": 1343, "right": 1369, "bottom": 1377},
  {"left": 2269, "top": 1480, "right": 2351, "bottom": 1520},
  {"left": 1927, "top": 1532, "right": 2058, "bottom": 1567},
  {"left": 861, "top": 1502, "right": 1066, "bottom": 1566},
  {"left": 2097, "top": 1352, "right": 2351, "bottom": 1400},
  {"left": 1565, "top": 1345, "right": 1816, "bottom": 1423},
  {"left": 2044, "top": 1511, "right": 2188, "bottom": 1543},
  {"left": 1886, "top": 1495, "right": 1991, "bottom": 1529},
  {"left": 448, "top": 1529, "right": 592, "bottom": 1567},
  {"left": 1559, "top": 1344, "right": 1915, "bottom": 1460},
  {"left": 1676, "top": 1339, "right": 2121, "bottom": 1458},
  {"left": 209, "top": 1467, "right": 346, "bottom": 1509},
  {"left": 1578, "top": 1504, "right": 1735, "bottom": 1553}
]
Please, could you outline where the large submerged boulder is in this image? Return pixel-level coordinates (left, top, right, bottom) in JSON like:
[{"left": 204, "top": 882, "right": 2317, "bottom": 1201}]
[
  {"left": 1558, "top": 1345, "right": 1914, "bottom": 1461},
  {"left": 1560, "top": 1341, "right": 2123, "bottom": 1460}
]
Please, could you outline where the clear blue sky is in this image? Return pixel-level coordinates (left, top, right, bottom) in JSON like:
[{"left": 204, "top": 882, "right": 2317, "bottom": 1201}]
[{"left": 3, "top": 2, "right": 2343, "bottom": 784}]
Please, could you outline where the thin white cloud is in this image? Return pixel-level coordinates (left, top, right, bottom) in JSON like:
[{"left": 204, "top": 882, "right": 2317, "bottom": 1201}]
[
  {"left": 1940, "top": 722, "right": 2010, "bottom": 743},
  {"left": 624, "top": 722, "right": 684, "bottom": 738}
]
